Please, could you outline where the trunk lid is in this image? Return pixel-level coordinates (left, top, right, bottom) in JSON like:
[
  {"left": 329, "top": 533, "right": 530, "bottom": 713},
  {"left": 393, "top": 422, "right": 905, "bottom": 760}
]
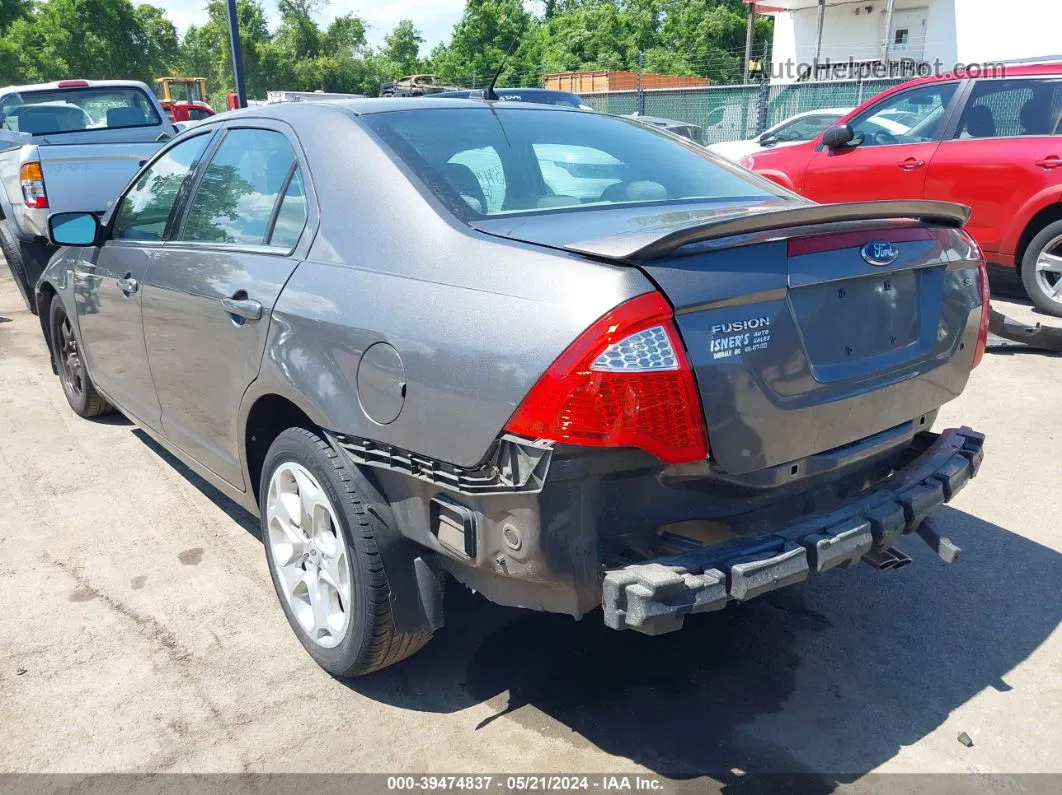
[{"left": 475, "top": 200, "right": 983, "bottom": 474}]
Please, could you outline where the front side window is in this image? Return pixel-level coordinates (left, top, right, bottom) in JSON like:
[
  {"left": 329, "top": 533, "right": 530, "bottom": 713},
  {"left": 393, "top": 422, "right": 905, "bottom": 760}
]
[
  {"left": 0, "top": 87, "right": 162, "bottom": 135},
  {"left": 112, "top": 134, "right": 211, "bottom": 242},
  {"left": 364, "top": 107, "right": 778, "bottom": 218},
  {"left": 772, "top": 114, "right": 840, "bottom": 142},
  {"left": 179, "top": 128, "right": 300, "bottom": 247},
  {"left": 850, "top": 82, "right": 959, "bottom": 147},
  {"left": 954, "top": 78, "right": 1062, "bottom": 139}
]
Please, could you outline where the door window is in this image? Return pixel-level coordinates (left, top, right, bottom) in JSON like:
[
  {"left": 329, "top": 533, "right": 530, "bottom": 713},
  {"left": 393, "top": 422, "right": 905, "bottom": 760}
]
[
  {"left": 771, "top": 114, "right": 841, "bottom": 142},
  {"left": 179, "top": 128, "right": 300, "bottom": 246},
  {"left": 953, "top": 79, "right": 1062, "bottom": 139},
  {"left": 849, "top": 82, "right": 958, "bottom": 147},
  {"left": 111, "top": 134, "right": 212, "bottom": 242}
]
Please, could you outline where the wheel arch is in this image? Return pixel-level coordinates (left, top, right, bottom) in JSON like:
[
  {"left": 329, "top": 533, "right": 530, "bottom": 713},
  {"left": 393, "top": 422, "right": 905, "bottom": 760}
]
[
  {"left": 241, "top": 391, "right": 320, "bottom": 509},
  {"left": 754, "top": 168, "right": 797, "bottom": 192},
  {"left": 36, "top": 281, "right": 58, "bottom": 373},
  {"left": 1013, "top": 200, "right": 1062, "bottom": 277}
]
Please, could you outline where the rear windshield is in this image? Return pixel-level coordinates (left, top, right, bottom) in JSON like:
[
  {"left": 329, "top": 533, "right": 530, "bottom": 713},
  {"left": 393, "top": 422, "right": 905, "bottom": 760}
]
[
  {"left": 0, "top": 87, "right": 162, "bottom": 135},
  {"left": 363, "top": 107, "right": 777, "bottom": 217}
]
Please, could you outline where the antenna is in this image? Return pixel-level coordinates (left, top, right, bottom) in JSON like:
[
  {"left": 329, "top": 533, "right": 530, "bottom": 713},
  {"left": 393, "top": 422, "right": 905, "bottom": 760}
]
[{"left": 483, "top": 35, "right": 521, "bottom": 101}]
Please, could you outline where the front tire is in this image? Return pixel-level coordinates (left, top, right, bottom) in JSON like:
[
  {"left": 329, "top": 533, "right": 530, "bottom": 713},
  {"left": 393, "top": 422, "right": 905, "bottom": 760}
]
[
  {"left": 0, "top": 221, "right": 34, "bottom": 313},
  {"left": 260, "top": 427, "right": 432, "bottom": 676},
  {"left": 48, "top": 298, "right": 113, "bottom": 418},
  {"left": 1021, "top": 220, "right": 1062, "bottom": 317}
]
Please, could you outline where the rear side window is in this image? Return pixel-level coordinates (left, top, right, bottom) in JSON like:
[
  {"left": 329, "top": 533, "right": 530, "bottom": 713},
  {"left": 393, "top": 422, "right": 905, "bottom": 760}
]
[
  {"left": 954, "top": 78, "right": 1062, "bottom": 139},
  {"left": 0, "top": 87, "right": 162, "bottom": 135},
  {"left": 268, "top": 168, "right": 308, "bottom": 248},
  {"left": 363, "top": 107, "right": 776, "bottom": 218},
  {"left": 112, "top": 134, "right": 211, "bottom": 242},
  {"left": 179, "top": 128, "right": 303, "bottom": 247}
]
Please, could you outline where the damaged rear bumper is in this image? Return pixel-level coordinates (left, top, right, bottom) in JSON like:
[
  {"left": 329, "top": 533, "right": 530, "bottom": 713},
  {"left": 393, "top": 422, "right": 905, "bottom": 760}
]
[{"left": 602, "top": 426, "right": 985, "bottom": 635}]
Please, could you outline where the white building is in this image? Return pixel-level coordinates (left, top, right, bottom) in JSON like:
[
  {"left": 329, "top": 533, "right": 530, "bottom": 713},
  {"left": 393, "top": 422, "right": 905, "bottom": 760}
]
[{"left": 749, "top": 0, "right": 1062, "bottom": 83}]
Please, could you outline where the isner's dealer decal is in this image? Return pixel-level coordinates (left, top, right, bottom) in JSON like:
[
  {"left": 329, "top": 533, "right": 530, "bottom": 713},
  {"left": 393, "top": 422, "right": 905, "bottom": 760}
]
[{"left": 710, "top": 316, "right": 771, "bottom": 360}]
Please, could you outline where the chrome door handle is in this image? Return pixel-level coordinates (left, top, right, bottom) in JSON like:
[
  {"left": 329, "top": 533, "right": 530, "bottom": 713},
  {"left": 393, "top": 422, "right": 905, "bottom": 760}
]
[
  {"left": 116, "top": 276, "right": 138, "bottom": 294},
  {"left": 221, "top": 296, "right": 263, "bottom": 321}
]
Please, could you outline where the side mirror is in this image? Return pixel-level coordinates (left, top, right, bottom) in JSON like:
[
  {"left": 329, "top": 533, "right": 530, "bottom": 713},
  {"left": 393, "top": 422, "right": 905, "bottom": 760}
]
[
  {"left": 758, "top": 132, "right": 778, "bottom": 147},
  {"left": 822, "top": 123, "right": 855, "bottom": 149},
  {"left": 48, "top": 212, "right": 101, "bottom": 247}
]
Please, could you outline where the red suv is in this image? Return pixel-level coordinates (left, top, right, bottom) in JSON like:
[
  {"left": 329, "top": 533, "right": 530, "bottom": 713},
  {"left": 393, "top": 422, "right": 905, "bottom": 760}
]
[{"left": 744, "top": 64, "right": 1062, "bottom": 315}]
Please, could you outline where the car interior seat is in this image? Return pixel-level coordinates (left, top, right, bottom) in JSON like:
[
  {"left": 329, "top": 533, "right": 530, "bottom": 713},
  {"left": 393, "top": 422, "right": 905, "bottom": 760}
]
[
  {"left": 1019, "top": 97, "right": 1051, "bottom": 136},
  {"left": 962, "top": 105, "right": 997, "bottom": 138},
  {"left": 440, "top": 163, "right": 487, "bottom": 213}
]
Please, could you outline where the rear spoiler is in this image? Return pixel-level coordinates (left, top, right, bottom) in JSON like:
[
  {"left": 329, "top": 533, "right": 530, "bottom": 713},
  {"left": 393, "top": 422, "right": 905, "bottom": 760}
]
[{"left": 563, "top": 200, "right": 972, "bottom": 262}]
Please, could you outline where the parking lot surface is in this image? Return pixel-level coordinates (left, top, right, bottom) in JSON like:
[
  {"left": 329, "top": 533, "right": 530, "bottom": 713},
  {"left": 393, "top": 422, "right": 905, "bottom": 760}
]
[{"left": 0, "top": 268, "right": 1059, "bottom": 785}]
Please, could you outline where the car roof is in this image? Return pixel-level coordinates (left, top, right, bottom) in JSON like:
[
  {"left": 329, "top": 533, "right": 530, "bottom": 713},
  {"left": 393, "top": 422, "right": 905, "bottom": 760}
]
[
  {"left": 210, "top": 97, "right": 583, "bottom": 123},
  {"left": 892, "top": 60, "right": 1062, "bottom": 92},
  {"left": 0, "top": 79, "right": 154, "bottom": 94}
]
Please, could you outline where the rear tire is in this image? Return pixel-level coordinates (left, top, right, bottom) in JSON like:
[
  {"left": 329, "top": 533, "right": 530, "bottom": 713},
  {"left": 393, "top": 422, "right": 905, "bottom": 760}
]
[
  {"left": 48, "top": 298, "right": 113, "bottom": 418},
  {"left": 260, "top": 427, "right": 432, "bottom": 676},
  {"left": 0, "top": 221, "right": 34, "bottom": 313},
  {"left": 1021, "top": 220, "right": 1062, "bottom": 317}
]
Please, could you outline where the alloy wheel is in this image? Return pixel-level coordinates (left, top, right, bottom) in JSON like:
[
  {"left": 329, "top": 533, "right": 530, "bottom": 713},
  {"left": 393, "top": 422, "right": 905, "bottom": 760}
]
[
  {"left": 57, "top": 314, "right": 85, "bottom": 397},
  {"left": 1033, "top": 234, "right": 1062, "bottom": 308},
  {"left": 266, "top": 462, "right": 352, "bottom": 648}
]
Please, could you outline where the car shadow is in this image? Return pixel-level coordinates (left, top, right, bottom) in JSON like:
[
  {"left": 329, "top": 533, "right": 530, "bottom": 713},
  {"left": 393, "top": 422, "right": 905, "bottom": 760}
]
[
  {"left": 123, "top": 429, "right": 1059, "bottom": 785},
  {"left": 130, "top": 428, "right": 260, "bottom": 539},
  {"left": 352, "top": 507, "right": 1060, "bottom": 787}
]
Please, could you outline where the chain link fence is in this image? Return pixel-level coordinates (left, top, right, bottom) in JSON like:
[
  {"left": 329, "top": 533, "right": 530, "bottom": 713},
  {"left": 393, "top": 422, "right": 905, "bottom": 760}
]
[{"left": 578, "top": 77, "right": 908, "bottom": 144}]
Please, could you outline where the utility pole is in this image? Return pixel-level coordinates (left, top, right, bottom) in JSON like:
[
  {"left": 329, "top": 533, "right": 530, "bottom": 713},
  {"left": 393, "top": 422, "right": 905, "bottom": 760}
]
[
  {"left": 226, "top": 0, "right": 247, "bottom": 108},
  {"left": 882, "top": 0, "right": 898, "bottom": 76},
  {"left": 743, "top": 5, "right": 757, "bottom": 84},
  {"left": 814, "top": 0, "right": 826, "bottom": 80},
  {"left": 636, "top": 51, "right": 645, "bottom": 115}
]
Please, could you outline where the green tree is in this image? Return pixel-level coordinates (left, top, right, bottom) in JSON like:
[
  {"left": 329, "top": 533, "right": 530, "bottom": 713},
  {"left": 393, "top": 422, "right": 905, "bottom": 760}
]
[
  {"left": 323, "top": 13, "right": 367, "bottom": 56},
  {"left": 429, "top": 0, "right": 543, "bottom": 88},
  {"left": 276, "top": 0, "right": 322, "bottom": 60},
  {"left": 0, "top": 0, "right": 180, "bottom": 84},
  {"left": 381, "top": 20, "right": 424, "bottom": 77}
]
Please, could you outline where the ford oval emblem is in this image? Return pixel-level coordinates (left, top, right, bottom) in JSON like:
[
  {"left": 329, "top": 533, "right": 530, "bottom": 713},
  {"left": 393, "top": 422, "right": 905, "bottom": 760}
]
[{"left": 861, "top": 241, "right": 899, "bottom": 266}]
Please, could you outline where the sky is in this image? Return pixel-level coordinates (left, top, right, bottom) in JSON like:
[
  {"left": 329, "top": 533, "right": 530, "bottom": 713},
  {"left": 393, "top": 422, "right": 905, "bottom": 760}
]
[{"left": 159, "top": 0, "right": 469, "bottom": 53}]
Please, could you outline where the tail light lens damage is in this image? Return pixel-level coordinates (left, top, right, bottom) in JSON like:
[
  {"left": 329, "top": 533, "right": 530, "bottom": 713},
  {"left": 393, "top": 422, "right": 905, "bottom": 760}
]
[
  {"left": 20, "top": 162, "right": 48, "bottom": 209},
  {"left": 505, "top": 292, "right": 709, "bottom": 464}
]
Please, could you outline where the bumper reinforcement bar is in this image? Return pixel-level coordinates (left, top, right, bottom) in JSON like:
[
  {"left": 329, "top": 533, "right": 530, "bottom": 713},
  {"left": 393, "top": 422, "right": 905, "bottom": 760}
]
[{"left": 602, "top": 427, "right": 984, "bottom": 635}]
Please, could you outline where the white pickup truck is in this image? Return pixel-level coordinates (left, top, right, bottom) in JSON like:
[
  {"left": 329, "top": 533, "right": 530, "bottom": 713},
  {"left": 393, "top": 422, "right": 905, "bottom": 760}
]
[{"left": 0, "top": 79, "right": 176, "bottom": 312}]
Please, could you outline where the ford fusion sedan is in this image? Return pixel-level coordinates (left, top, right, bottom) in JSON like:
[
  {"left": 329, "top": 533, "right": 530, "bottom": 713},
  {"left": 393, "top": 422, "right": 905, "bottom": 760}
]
[{"left": 37, "top": 98, "right": 987, "bottom": 676}]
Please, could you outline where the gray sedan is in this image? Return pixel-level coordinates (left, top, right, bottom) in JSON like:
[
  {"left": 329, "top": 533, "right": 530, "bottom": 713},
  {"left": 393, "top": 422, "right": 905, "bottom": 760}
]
[{"left": 38, "top": 99, "right": 987, "bottom": 675}]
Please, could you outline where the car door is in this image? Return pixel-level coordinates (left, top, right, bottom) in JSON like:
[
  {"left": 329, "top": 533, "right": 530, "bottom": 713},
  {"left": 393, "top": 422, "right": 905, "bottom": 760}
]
[
  {"left": 803, "top": 81, "right": 963, "bottom": 203},
  {"left": 925, "top": 76, "right": 1062, "bottom": 258},
  {"left": 74, "top": 132, "right": 214, "bottom": 429},
  {"left": 141, "top": 123, "right": 312, "bottom": 488}
]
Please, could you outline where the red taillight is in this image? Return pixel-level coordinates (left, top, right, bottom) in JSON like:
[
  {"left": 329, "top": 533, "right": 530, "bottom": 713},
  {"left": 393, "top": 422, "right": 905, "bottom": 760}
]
[
  {"left": 57, "top": 80, "right": 89, "bottom": 88},
  {"left": 961, "top": 230, "right": 990, "bottom": 368},
  {"left": 20, "top": 162, "right": 47, "bottom": 209},
  {"left": 504, "top": 292, "right": 709, "bottom": 464}
]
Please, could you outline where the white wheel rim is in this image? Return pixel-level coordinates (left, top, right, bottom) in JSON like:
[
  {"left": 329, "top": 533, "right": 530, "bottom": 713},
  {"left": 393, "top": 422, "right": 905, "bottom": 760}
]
[
  {"left": 1034, "top": 235, "right": 1062, "bottom": 305},
  {"left": 266, "top": 462, "right": 351, "bottom": 649}
]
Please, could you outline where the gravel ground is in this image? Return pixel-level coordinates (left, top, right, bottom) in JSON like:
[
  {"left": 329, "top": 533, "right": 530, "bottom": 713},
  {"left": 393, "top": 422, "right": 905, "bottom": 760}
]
[{"left": 0, "top": 267, "right": 1059, "bottom": 789}]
